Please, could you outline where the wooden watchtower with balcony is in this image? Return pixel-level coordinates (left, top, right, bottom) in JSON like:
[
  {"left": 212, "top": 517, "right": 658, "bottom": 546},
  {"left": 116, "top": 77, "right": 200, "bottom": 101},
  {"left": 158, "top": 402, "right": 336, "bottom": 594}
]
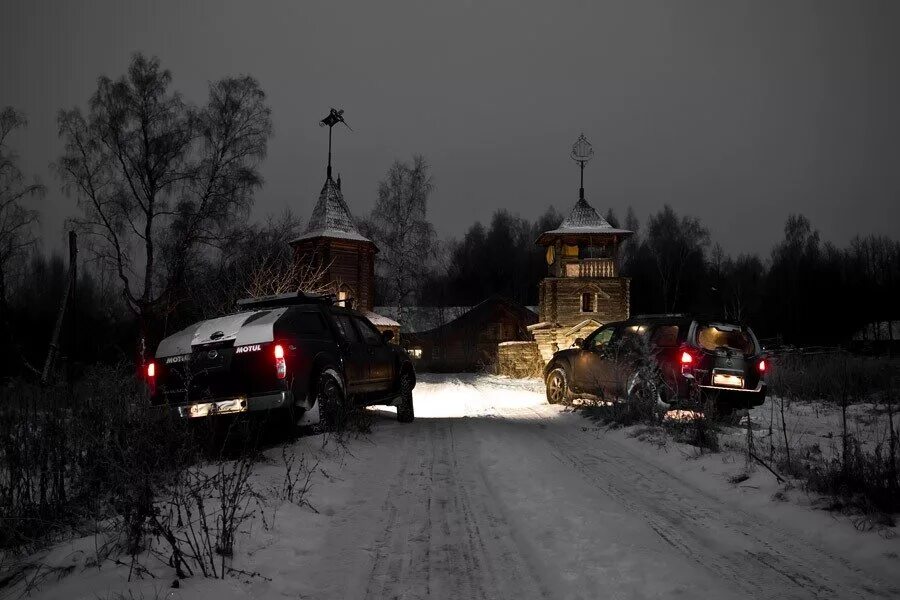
[{"left": 529, "top": 153, "right": 633, "bottom": 362}]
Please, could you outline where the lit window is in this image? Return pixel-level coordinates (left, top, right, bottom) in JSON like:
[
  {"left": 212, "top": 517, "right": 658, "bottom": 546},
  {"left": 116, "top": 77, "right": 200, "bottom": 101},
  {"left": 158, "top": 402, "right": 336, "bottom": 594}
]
[
  {"left": 409, "top": 348, "right": 423, "bottom": 359},
  {"left": 337, "top": 288, "right": 350, "bottom": 307}
]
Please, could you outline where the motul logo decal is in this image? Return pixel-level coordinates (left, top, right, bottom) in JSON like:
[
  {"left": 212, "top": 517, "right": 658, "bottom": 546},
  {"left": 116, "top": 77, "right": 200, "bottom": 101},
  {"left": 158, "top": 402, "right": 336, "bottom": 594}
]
[{"left": 235, "top": 344, "right": 262, "bottom": 354}]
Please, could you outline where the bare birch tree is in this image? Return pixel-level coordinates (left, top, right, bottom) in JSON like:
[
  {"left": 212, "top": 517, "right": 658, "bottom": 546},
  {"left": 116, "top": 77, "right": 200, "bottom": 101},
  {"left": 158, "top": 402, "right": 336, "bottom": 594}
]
[
  {"left": 364, "top": 155, "right": 436, "bottom": 319},
  {"left": 56, "top": 54, "right": 272, "bottom": 360}
]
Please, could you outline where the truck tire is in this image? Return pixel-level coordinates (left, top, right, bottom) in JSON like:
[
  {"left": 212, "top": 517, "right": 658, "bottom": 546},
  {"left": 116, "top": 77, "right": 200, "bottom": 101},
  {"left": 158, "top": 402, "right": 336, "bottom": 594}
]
[
  {"left": 397, "top": 370, "right": 415, "bottom": 423},
  {"left": 626, "top": 371, "right": 668, "bottom": 411},
  {"left": 314, "top": 369, "right": 347, "bottom": 432},
  {"left": 545, "top": 368, "right": 571, "bottom": 404}
]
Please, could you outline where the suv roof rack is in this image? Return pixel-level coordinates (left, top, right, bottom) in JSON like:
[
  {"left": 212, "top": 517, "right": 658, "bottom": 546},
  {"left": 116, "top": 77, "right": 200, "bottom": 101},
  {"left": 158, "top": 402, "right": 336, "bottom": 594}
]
[
  {"left": 236, "top": 291, "right": 334, "bottom": 309},
  {"left": 629, "top": 313, "right": 689, "bottom": 320}
]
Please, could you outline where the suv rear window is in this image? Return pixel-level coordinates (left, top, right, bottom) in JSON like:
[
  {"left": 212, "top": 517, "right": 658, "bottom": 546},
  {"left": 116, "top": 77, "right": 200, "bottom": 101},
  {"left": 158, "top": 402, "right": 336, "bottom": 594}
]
[
  {"left": 650, "top": 325, "right": 680, "bottom": 347},
  {"left": 695, "top": 325, "right": 756, "bottom": 354},
  {"left": 282, "top": 310, "right": 327, "bottom": 335}
]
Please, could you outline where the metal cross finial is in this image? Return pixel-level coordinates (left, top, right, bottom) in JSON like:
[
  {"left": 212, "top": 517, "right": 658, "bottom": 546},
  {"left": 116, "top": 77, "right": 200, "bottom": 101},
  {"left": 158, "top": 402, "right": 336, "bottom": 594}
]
[
  {"left": 319, "top": 108, "right": 352, "bottom": 180},
  {"left": 570, "top": 133, "right": 594, "bottom": 201}
]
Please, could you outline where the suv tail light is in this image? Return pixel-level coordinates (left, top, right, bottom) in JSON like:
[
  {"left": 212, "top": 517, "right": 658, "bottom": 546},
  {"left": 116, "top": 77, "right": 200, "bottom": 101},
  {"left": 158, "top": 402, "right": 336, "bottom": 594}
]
[
  {"left": 680, "top": 349, "right": 695, "bottom": 376},
  {"left": 758, "top": 359, "right": 767, "bottom": 373},
  {"left": 146, "top": 361, "right": 157, "bottom": 395},
  {"left": 274, "top": 344, "right": 287, "bottom": 379}
]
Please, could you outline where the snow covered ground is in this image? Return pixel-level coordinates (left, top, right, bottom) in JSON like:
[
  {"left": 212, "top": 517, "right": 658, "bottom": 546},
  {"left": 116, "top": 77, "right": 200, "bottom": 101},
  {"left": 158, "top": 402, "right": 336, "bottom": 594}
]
[{"left": 15, "top": 374, "right": 900, "bottom": 599}]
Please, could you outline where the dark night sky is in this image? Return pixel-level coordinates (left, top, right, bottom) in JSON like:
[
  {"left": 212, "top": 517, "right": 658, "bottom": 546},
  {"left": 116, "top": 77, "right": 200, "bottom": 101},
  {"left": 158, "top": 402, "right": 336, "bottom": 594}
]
[{"left": 2, "top": 0, "right": 899, "bottom": 256}]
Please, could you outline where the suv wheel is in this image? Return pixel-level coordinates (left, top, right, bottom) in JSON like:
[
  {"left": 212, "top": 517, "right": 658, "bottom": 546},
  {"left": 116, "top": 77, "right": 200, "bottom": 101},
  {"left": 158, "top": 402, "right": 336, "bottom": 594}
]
[
  {"left": 315, "top": 369, "right": 346, "bottom": 432},
  {"left": 626, "top": 372, "right": 668, "bottom": 410},
  {"left": 397, "top": 371, "right": 415, "bottom": 423},
  {"left": 546, "top": 368, "right": 570, "bottom": 404}
]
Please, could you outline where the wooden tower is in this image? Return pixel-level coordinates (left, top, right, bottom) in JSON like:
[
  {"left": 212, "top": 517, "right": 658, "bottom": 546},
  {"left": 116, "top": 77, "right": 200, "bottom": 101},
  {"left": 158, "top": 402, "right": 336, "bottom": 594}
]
[
  {"left": 529, "top": 136, "right": 633, "bottom": 362},
  {"left": 289, "top": 174, "right": 377, "bottom": 312}
]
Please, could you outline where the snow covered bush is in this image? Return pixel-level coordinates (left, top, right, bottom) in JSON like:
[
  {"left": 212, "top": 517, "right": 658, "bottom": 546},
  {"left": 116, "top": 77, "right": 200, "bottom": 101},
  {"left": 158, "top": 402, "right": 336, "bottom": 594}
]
[{"left": 147, "top": 451, "right": 260, "bottom": 579}]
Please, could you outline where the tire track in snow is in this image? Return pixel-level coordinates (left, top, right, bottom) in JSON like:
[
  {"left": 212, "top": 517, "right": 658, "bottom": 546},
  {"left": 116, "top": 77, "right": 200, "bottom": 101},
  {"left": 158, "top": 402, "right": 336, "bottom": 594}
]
[
  {"left": 361, "top": 417, "right": 548, "bottom": 600},
  {"left": 520, "top": 405, "right": 896, "bottom": 599}
]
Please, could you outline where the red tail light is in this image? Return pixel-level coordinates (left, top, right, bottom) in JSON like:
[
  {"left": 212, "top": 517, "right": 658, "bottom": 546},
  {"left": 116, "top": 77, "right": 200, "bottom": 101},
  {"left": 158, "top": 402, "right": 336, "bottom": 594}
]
[
  {"left": 146, "top": 361, "right": 157, "bottom": 395},
  {"left": 680, "top": 351, "right": 694, "bottom": 365},
  {"left": 758, "top": 359, "right": 767, "bottom": 373},
  {"left": 274, "top": 344, "right": 287, "bottom": 379}
]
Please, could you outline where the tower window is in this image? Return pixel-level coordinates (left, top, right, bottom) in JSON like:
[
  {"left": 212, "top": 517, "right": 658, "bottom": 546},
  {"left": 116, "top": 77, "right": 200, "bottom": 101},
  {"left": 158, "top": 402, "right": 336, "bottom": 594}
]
[
  {"left": 581, "top": 293, "right": 594, "bottom": 313},
  {"left": 337, "top": 287, "right": 352, "bottom": 308}
]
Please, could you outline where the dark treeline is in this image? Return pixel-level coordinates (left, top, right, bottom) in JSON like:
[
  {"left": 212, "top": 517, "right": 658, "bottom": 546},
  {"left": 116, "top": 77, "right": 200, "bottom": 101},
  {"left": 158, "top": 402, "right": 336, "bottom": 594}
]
[
  {"left": 3, "top": 211, "right": 309, "bottom": 374},
  {"left": 398, "top": 205, "right": 900, "bottom": 347},
  {"left": 5, "top": 192, "right": 899, "bottom": 378}
]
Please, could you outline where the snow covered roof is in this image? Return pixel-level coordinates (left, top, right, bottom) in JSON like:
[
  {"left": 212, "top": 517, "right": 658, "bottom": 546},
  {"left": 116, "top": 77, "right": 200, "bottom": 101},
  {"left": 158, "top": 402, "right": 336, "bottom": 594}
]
[
  {"left": 291, "top": 176, "right": 373, "bottom": 244},
  {"left": 374, "top": 306, "right": 473, "bottom": 333},
  {"left": 564, "top": 318, "right": 603, "bottom": 337},
  {"left": 387, "top": 297, "right": 539, "bottom": 339},
  {"left": 365, "top": 311, "right": 400, "bottom": 328},
  {"left": 537, "top": 197, "right": 632, "bottom": 245}
]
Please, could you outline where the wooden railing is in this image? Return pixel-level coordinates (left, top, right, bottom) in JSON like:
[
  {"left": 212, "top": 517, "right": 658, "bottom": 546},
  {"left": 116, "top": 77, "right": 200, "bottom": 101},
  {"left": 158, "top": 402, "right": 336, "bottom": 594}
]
[{"left": 565, "top": 258, "right": 617, "bottom": 278}]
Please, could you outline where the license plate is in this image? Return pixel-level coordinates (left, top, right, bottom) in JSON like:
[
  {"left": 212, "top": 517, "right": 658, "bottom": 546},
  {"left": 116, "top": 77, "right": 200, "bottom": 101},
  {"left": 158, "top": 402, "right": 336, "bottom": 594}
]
[
  {"left": 180, "top": 398, "right": 247, "bottom": 418},
  {"left": 713, "top": 373, "right": 744, "bottom": 388}
]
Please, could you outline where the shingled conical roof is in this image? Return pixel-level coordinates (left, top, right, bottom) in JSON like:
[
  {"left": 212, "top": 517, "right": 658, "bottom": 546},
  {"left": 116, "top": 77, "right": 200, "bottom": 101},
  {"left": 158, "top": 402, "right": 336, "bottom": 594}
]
[
  {"left": 560, "top": 197, "right": 612, "bottom": 229},
  {"left": 536, "top": 196, "right": 632, "bottom": 245},
  {"left": 291, "top": 176, "right": 372, "bottom": 244}
]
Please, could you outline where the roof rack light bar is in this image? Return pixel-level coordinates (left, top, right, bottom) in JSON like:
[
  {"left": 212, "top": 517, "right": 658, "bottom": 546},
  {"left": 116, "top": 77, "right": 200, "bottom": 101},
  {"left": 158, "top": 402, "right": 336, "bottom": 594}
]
[{"left": 236, "top": 291, "right": 334, "bottom": 309}]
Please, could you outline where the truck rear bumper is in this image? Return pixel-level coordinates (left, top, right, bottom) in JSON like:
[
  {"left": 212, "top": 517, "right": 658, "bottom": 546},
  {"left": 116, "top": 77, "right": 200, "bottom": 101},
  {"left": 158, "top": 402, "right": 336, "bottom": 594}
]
[
  {"left": 696, "top": 383, "right": 766, "bottom": 412},
  {"left": 173, "top": 391, "right": 293, "bottom": 419},
  {"left": 671, "top": 378, "right": 767, "bottom": 412}
]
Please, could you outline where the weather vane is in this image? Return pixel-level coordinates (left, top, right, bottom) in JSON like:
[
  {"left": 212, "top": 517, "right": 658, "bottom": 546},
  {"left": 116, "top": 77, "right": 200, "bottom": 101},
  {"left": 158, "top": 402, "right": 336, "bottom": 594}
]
[
  {"left": 319, "top": 108, "right": 352, "bottom": 180},
  {"left": 570, "top": 133, "right": 594, "bottom": 201}
]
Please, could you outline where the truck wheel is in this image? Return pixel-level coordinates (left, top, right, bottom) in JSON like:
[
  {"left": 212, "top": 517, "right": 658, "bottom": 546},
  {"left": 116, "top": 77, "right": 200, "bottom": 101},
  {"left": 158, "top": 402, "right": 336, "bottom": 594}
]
[
  {"left": 546, "top": 368, "right": 570, "bottom": 404},
  {"left": 626, "top": 372, "right": 668, "bottom": 411},
  {"left": 315, "top": 370, "right": 346, "bottom": 432},
  {"left": 397, "top": 371, "right": 415, "bottom": 423}
]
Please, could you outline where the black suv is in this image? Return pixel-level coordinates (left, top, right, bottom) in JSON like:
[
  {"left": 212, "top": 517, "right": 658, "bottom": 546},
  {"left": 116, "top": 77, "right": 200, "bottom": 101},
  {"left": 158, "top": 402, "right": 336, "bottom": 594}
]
[
  {"left": 544, "top": 315, "right": 767, "bottom": 413},
  {"left": 147, "top": 292, "right": 416, "bottom": 429}
]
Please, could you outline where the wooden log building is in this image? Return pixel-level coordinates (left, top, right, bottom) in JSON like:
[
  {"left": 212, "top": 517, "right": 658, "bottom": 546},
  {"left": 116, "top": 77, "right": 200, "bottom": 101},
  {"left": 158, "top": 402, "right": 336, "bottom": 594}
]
[{"left": 400, "top": 296, "right": 538, "bottom": 372}]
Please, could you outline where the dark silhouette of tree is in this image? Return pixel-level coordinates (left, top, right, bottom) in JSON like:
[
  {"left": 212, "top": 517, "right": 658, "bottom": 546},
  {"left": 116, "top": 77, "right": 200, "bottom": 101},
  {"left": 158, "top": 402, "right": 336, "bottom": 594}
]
[
  {"left": 436, "top": 206, "right": 562, "bottom": 307},
  {"left": 0, "top": 107, "right": 44, "bottom": 375},
  {"left": 56, "top": 53, "right": 272, "bottom": 360},
  {"left": 712, "top": 250, "right": 765, "bottom": 324},
  {"left": 644, "top": 205, "right": 710, "bottom": 312},
  {"left": 604, "top": 208, "right": 620, "bottom": 228}
]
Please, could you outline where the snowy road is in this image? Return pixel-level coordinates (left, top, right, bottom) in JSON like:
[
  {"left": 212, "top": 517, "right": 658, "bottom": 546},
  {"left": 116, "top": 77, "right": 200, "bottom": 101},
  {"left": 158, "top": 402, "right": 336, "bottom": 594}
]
[
  {"left": 249, "top": 373, "right": 900, "bottom": 600},
  {"left": 28, "top": 373, "right": 899, "bottom": 600}
]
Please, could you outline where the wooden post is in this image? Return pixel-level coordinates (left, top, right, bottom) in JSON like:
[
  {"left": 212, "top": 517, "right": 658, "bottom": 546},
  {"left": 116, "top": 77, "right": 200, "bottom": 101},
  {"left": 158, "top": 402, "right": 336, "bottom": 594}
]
[
  {"left": 40, "top": 232, "right": 77, "bottom": 386},
  {"left": 67, "top": 231, "right": 77, "bottom": 385}
]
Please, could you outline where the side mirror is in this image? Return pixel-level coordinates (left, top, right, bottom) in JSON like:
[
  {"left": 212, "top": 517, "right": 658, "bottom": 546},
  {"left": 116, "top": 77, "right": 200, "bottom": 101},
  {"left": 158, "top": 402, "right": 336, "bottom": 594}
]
[
  {"left": 381, "top": 330, "right": 395, "bottom": 343},
  {"left": 574, "top": 337, "right": 585, "bottom": 348}
]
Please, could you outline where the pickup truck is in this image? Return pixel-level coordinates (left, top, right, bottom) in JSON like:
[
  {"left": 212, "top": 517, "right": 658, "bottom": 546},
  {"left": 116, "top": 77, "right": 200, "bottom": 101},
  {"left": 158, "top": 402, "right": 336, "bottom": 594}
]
[{"left": 147, "top": 292, "right": 416, "bottom": 430}]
